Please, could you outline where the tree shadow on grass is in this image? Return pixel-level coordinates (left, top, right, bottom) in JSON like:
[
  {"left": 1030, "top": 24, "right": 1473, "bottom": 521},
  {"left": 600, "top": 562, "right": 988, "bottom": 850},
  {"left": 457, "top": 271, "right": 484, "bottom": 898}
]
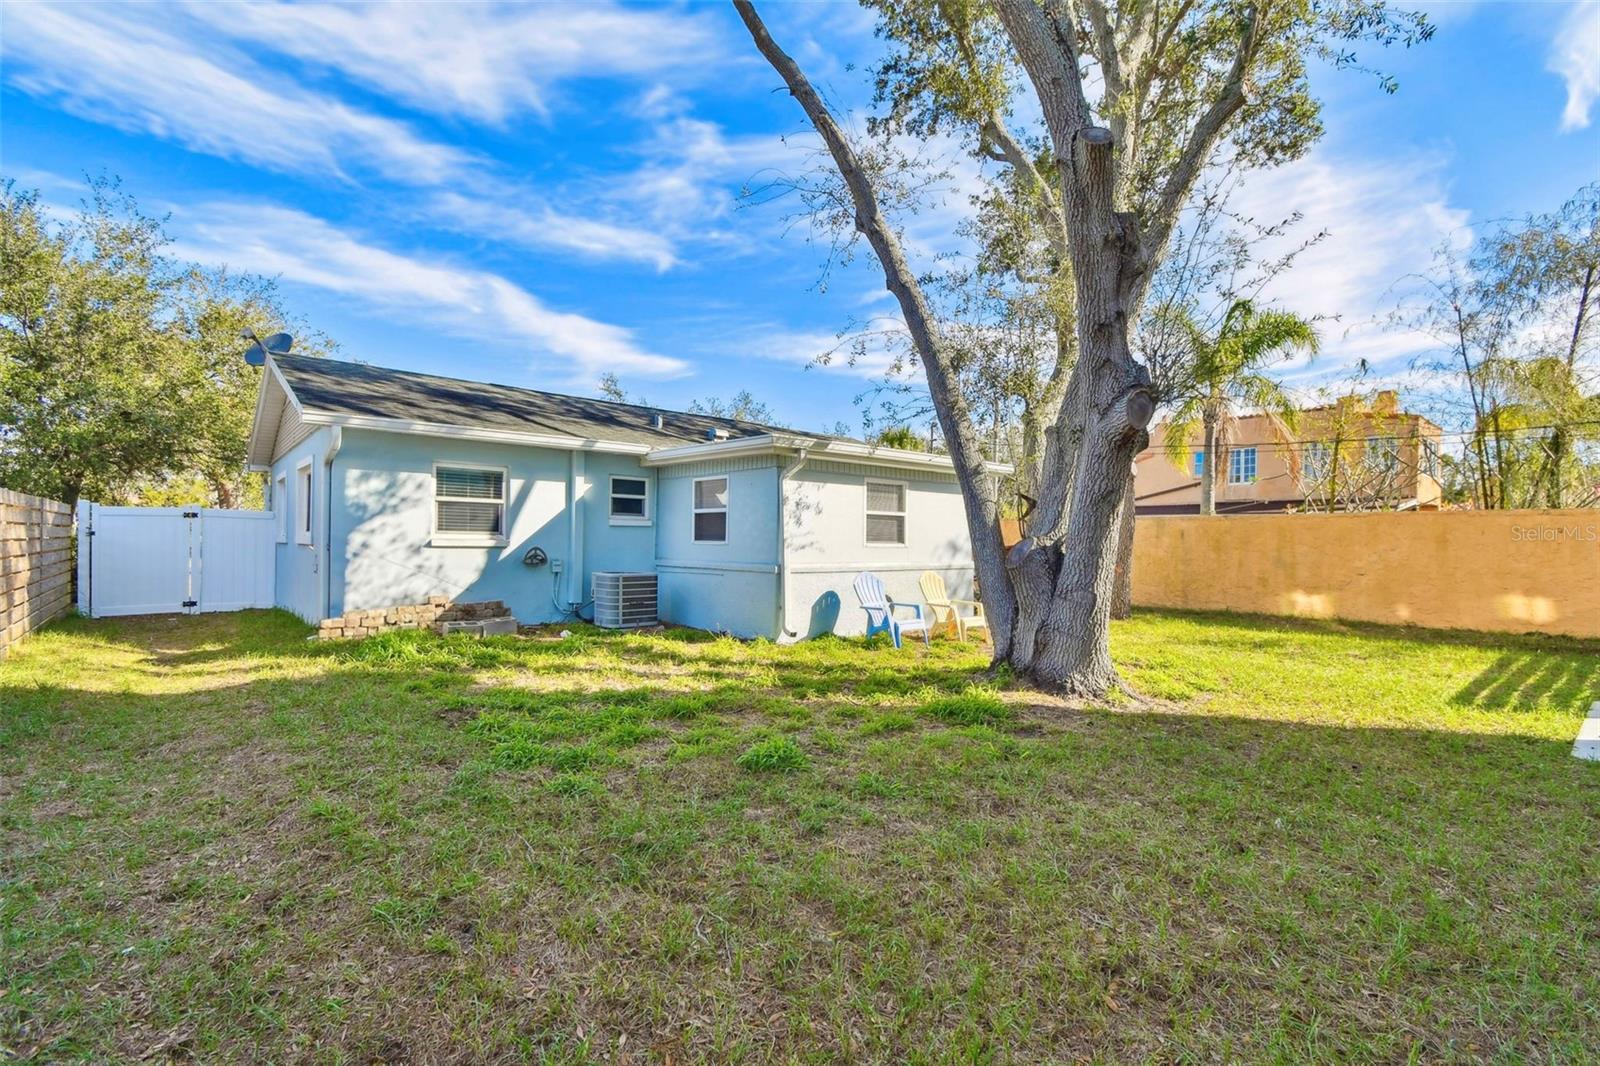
[{"left": 1450, "top": 650, "right": 1600, "bottom": 713}]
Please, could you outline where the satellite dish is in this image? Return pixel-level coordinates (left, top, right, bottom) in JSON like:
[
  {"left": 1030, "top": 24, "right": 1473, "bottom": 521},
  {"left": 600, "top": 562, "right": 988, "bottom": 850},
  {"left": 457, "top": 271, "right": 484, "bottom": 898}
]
[{"left": 239, "top": 329, "right": 293, "bottom": 366}]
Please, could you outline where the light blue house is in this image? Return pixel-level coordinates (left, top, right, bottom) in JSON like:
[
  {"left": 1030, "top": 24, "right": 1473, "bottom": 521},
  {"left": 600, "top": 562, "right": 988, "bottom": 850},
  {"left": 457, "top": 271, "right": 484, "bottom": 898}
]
[{"left": 247, "top": 355, "right": 1002, "bottom": 639}]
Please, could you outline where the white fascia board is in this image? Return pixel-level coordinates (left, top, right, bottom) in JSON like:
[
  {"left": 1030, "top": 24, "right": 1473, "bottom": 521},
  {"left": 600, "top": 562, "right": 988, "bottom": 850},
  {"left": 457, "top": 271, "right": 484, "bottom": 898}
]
[
  {"left": 640, "top": 433, "right": 1016, "bottom": 475},
  {"left": 296, "top": 409, "right": 652, "bottom": 455},
  {"left": 811, "top": 439, "right": 1014, "bottom": 476},
  {"left": 641, "top": 434, "right": 798, "bottom": 466}
]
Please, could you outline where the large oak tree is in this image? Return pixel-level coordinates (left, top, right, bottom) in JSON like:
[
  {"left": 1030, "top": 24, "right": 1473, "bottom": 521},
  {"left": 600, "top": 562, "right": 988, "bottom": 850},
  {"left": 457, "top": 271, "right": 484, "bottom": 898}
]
[{"left": 733, "top": 0, "right": 1429, "bottom": 694}]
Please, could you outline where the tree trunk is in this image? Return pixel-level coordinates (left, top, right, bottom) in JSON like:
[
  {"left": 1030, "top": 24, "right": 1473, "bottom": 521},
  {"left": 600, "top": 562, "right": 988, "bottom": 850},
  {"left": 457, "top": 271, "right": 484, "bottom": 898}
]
[
  {"left": 739, "top": 0, "right": 1176, "bottom": 697},
  {"left": 1200, "top": 414, "right": 1218, "bottom": 515},
  {"left": 1110, "top": 470, "right": 1136, "bottom": 619}
]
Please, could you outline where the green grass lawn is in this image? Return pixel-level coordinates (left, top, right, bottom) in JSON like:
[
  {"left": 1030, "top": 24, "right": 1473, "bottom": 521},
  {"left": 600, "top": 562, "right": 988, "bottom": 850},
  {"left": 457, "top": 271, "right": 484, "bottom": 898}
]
[{"left": 2, "top": 610, "right": 1597, "bottom": 1063}]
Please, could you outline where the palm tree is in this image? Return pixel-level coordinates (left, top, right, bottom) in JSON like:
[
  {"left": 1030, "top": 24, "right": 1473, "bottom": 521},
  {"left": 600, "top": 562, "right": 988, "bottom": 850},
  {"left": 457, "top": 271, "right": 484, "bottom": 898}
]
[{"left": 1161, "top": 300, "right": 1319, "bottom": 515}]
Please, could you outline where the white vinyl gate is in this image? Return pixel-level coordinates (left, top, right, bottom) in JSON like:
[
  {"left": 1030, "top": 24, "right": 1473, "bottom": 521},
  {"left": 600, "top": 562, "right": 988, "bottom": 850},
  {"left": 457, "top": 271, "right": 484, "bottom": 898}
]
[{"left": 77, "top": 503, "right": 276, "bottom": 618}]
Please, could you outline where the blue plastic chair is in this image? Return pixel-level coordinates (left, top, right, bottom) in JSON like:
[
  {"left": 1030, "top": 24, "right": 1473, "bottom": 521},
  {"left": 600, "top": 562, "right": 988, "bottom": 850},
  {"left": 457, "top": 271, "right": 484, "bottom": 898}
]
[{"left": 852, "top": 572, "right": 931, "bottom": 649}]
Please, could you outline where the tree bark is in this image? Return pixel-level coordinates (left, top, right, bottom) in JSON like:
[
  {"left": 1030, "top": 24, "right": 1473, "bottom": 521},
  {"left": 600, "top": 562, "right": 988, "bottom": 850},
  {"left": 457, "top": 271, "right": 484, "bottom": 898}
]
[{"left": 1110, "top": 469, "right": 1136, "bottom": 619}]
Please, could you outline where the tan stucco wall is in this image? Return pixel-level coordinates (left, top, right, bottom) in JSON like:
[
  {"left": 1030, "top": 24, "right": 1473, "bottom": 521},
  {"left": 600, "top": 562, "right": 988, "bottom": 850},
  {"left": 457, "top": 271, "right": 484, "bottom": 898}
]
[{"left": 1133, "top": 510, "right": 1600, "bottom": 638}]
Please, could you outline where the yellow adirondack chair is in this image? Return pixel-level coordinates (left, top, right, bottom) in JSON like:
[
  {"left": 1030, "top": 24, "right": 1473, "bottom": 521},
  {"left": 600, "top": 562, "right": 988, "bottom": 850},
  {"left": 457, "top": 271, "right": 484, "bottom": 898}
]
[{"left": 919, "top": 571, "right": 989, "bottom": 643}]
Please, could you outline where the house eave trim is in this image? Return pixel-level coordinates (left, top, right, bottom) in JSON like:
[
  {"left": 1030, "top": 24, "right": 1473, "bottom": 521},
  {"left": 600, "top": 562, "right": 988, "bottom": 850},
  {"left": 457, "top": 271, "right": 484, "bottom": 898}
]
[
  {"left": 641, "top": 434, "right": 1015, "bottom": 475},
  {"left": 297, "top": 410, "right": 653, "bottom": 454}
]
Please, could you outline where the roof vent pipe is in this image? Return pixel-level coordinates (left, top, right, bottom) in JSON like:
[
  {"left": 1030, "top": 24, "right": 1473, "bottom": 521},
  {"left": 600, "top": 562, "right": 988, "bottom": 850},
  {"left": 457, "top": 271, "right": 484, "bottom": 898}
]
[
  {"left": 706, "top": 427, "right": 730, "bottom": 442},
  {"left": 650, "top": 412, "right": 664, "bottom": 430}
]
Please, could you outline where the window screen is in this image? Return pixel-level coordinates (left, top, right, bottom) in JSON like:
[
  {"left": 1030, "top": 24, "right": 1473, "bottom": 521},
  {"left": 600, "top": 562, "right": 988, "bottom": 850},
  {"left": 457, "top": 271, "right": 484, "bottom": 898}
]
[
  {"left": 435, "top": 466, "right": 505, "bottom": 537},
  {"left": 693, "top": 477, "right": 728, "bottom": 543},
  {"left": 865, "top": 480, "right": 906, "bottom": 545}
]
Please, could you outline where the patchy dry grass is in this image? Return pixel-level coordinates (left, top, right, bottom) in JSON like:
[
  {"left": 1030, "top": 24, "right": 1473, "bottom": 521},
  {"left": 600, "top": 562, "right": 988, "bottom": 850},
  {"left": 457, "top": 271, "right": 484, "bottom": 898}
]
[{"left": 2, "top": 609, "right": 1598, "bottom": 1063}]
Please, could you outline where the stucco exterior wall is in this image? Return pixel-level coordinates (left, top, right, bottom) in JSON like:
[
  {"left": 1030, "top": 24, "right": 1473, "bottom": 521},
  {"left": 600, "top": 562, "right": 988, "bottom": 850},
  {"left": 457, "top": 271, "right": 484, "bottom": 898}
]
[
  {"left": 1133, "top": 510, "right": 1600, "bottom": 637},
  {"left": 654, "top": 457, "right": 782, "bottom": 637},
  {"left": 329, "top": 429, "right": 580, "bottom": 623},
  {"left": 268, "top": 425, "right": 334, "bottom": 623},
  {"left": 781, "top": 460, "right": 976, "bottom": 638}
]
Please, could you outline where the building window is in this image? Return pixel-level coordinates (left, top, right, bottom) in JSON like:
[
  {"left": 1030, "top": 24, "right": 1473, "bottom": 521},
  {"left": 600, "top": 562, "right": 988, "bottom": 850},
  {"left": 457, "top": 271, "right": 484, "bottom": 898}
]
[
  {"left": 865, "top": 480, "right": 907, "bottom": 545},
  {"left": 1367, "top": 437, "right": 1399, "bottom": 474},
  {"left": 1192, "top": 451, "right": 1205, "bottom": 478},
  {"left": 295, "top": 461, "right": 313, "bottom": 545},
  {"left": 275, "top": 474, "right": 288, "bottom": 544},
  {"left": 1301, "top": 442, "right": 1331, "bottom": 486},
  {"left": 1228, "top": 447, "right": 1257, "bottom": 485},
  {"left": 434, "top": 464, "right": 507, "bottom": 544},
  {"left": 1421, "top": 439, "right": 1441, "bottom": 480},
  {"left": 692, "top": 476, "right": 728, "bottom": 543},
  {"left": 609, "top": 476, "right": 650, "bottom": 526}
]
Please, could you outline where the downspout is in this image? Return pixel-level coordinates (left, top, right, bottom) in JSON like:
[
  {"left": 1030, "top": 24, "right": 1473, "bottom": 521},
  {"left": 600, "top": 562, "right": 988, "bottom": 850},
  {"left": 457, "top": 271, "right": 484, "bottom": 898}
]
[
  {"left": 776, "top": 448, "right": 808, "bottom": 640},
  {"left": 319, "top": 426, "right": 342, "bottom": 622},
  {"left": 567, "top": 451, "right": 586, "bottom": 612}
]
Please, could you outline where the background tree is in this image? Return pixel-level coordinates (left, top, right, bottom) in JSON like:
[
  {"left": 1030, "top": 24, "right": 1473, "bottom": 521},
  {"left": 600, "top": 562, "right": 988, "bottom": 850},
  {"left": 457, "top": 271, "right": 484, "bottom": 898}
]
[
  {"left": 1160, "top": 300, "right": 1318, "bottom": 514},
  {"left": 1401, "top": 184, "right": 1599, "bottom": 509},
  {"left": 0, "top": 179, "right": 327, "bottom": 508},
  {"left": 733, "top": 0, "right": 1428, "bottom": 694},
  {"left": 873, "top": 425, "right": 928, "bottom": 450},
  {"left": 689, "top": 391, "right": 776, "bottom": 423}
]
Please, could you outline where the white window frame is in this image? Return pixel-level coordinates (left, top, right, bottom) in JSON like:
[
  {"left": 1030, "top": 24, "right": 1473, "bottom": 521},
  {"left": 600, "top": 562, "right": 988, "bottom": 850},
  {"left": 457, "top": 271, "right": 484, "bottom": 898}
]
[
  {"left": 691, "top": 475, "right": 729, "bottom": 544},
  {"left": 1367, "top": 436, "right": 1399, "bottom": 474},
  {"left": 863, "top": 478, "right": 909, "bottom": 547},
  {"left": 295, "top": 460, "right": 314, "bottom": 546},
  {"left": 1192, "top": 450, "right": 1205, "bottom": 478},
  {"left": 1228, "top": 447, "right": 1257, "bottom": 485},
  {"left": 431, "top": 462, "right": 509, "bottom": 547},
  {"left": 1301, "top": 442, "right": 1331, "bottom": 486},
  {"left": 608, "top": 474, "right": 651, "bottom": 527},
  {"left": 275, "top": 474, "right": 288, "bottom": 544}
]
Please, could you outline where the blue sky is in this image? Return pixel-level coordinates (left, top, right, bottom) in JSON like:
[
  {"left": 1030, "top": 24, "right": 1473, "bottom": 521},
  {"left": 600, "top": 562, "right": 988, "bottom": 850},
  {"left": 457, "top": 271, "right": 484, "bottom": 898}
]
[{"left": 3, "top": 1, "right": 1597, "bottom": 435}]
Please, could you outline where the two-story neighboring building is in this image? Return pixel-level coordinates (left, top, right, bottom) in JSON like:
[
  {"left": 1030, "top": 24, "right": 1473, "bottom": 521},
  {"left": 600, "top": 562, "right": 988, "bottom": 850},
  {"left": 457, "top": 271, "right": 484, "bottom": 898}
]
[{"left": 1135, "top": 391, "right": 1445, "bottom": 515}]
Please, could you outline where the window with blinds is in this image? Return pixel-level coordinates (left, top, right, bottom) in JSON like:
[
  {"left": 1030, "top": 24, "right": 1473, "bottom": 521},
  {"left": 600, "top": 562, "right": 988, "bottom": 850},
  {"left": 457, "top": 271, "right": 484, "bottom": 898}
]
[
  {"left": 434, "top": 465, "right": 507, "bottom": 542},
  {"left": 865, "top": 480, "right": 906, "bottom": 545},
  {"left": 692, "top": 476, "right": 728, "bottom": 543}
]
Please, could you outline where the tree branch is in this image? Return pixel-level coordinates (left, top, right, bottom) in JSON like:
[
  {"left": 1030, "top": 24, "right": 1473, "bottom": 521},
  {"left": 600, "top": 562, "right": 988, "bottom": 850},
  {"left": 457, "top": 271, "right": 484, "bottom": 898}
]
[
  {"left": 993, "top": 0, "right": 1094, "bottom": 159},
  {"left": 731, "top": 0, "right": 1014, "bottom": 642},
  {"left": 1139, "top": 6, "right": 1261, "bottom": 289},
  {"left": 981, "top": 117, "right": 1070, "bottom": 260}
]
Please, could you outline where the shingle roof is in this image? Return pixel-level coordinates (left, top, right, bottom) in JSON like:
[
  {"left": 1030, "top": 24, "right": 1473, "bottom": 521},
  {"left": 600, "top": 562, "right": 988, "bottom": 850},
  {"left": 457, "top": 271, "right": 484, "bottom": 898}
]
[{"left": 271, "top": 355, "right": 845, "bottom": 449}]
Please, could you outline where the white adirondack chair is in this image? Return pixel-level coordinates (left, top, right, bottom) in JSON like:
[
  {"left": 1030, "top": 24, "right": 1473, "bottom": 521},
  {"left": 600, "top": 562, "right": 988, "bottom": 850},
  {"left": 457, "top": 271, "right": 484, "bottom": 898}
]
[
  {"left": 852, "top": 571, "right": 931, "bottom": 649},
  {"left": 919, "top": 570, "right": 990, "bottom": 643}
]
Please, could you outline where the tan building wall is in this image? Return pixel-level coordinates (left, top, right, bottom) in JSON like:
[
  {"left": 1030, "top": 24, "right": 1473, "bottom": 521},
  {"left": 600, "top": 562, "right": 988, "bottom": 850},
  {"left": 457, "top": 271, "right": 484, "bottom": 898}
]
[
  {"left": 1137, "top": 397, "right": 1443, "bottom": 514},
  {"left": 1133, "top": 510, "right": 1600, "bottom": 638}
]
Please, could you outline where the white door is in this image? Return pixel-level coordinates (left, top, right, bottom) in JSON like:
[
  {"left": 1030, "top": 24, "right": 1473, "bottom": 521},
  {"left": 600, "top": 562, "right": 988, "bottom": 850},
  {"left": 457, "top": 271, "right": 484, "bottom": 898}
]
[{"left": 80, "top": 504, "right": 276, "bottom": 618}]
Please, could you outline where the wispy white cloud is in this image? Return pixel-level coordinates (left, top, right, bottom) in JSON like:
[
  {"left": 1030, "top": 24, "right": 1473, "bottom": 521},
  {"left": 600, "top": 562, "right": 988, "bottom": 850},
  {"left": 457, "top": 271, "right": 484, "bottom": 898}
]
[
  {"left": 425, "top": 191, "right": 679, "bottom": 272},
  {"left": 0, "top": 3, "right": 475, "bottom": 186},
  {"left": 735, "top": 319, "right": 919, "bottom": 382},
  {"left": 1548, "top": 1, "right": 1600, "bottom": 131},
  {"left": 183, "top": 1, "right": 724, "bottom": 124},
  {"left": 1228, "top": 145, "right": 1470, "bottom": 385},
  {"left": 0, "top": 2, "right": 708, "bottom": 271},
  {"left": 173, "top": 203, "right": 688, "bottom": 382}
]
